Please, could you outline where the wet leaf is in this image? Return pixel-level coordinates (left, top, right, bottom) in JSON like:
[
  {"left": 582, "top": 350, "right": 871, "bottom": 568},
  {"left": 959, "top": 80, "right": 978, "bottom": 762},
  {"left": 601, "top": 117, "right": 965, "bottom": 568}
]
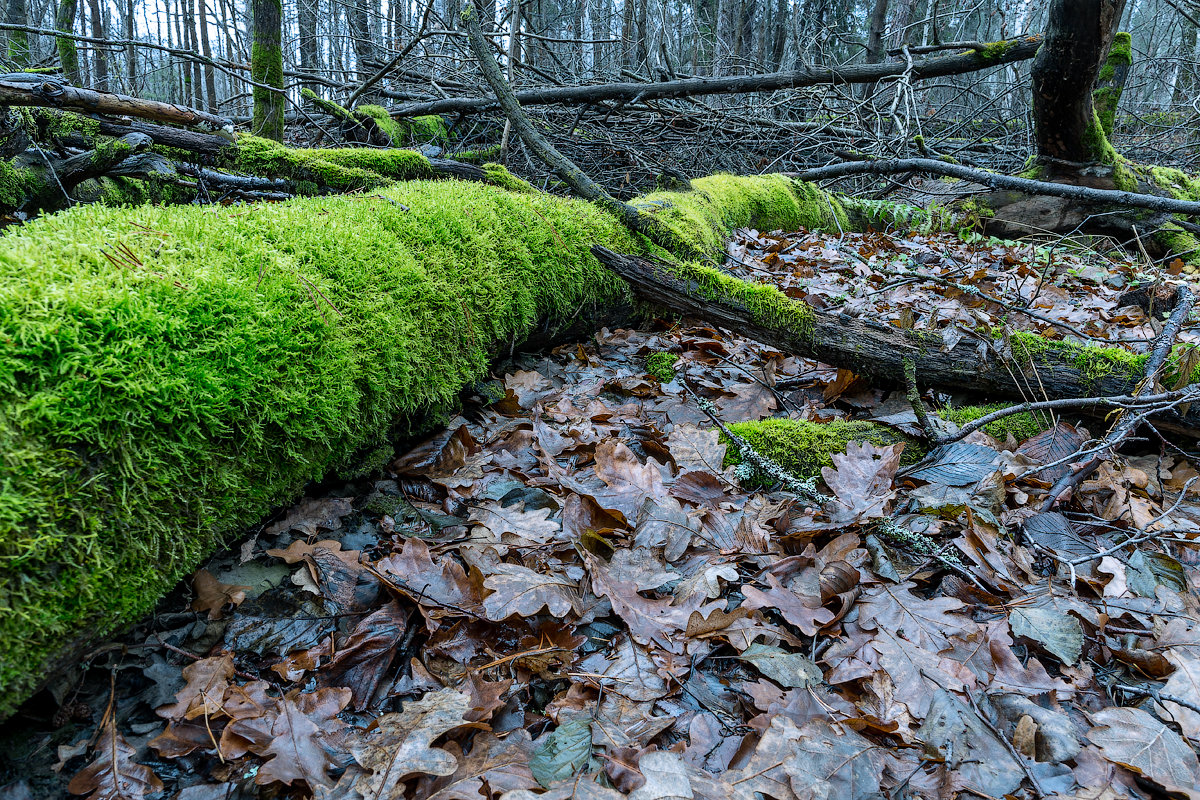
[
  {"left": 1088, "top": 706, "right": 1200, "bottom": 792},
  {"left": 68, "top": 715, "right": 163, "bottom": 800},
  {"left": 529, "top": 718, "right": 593, "bottom": 788},
  {"left": 1010, "top": 605, "right": 1083, "bottom": 665}
]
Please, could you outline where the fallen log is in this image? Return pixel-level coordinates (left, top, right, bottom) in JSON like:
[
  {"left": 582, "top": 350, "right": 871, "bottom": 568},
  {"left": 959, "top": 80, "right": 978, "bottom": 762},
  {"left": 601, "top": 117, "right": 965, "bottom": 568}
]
[
  {"left": 0, "top": 72, "right": 232, "bottom": 131},
  {"left": 591, "top": 247, "right": 1200, "bottom": 435},
  {"left": 386, "top": 35, "right": 1042, "bottom": 119},
  {"left": 0, "top": 171, "right": 843, "bottom": 719}
]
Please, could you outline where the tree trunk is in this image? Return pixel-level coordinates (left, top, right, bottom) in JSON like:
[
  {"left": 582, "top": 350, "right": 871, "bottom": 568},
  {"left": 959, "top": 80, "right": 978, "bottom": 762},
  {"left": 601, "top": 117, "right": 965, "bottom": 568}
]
[
  {"left": 349, "top": 0, "right": 375, "bottom": 80},
  {"left": 1029, "top": 0, "right": 1126, "bottom": 166},
  {"left": 5, "top": 0, "right": 28, "bottom": 67},
  {"left": 298, "top": 0, "right": 321, "bottom": 105},
  {"left": 55, "top": 0, "right": 81, "bottom": 84},
  {"left": 866, "top": 0, "right": 887, "bottom": 63},
  {"left": 198, "top": 0, "right": 219, "bottom": 115},
  {"left": 184, "top": 0, "right": 205, "bottom": 109},
  {"left": 123, "top": 0, "right": 136, "bottom": 93},
  {"left": 86, "top": 0, "right": 109, "bottom": 91},
  {"left": 251, "top": 0, "right": 285, "bottom": 141}
]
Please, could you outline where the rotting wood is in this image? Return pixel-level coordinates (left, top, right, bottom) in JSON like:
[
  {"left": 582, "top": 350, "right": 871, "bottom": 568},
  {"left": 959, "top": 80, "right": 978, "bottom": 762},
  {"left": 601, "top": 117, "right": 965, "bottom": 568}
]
[{"left": 592, "top": 246, "right": 1200, "bottom": 436}]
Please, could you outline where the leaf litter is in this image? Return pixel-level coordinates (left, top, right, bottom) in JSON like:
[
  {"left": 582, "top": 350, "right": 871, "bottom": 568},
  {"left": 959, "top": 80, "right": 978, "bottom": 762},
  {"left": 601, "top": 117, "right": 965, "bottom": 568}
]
[{"left": 3, "top": 226, "right": 1200, "bottom": 800}]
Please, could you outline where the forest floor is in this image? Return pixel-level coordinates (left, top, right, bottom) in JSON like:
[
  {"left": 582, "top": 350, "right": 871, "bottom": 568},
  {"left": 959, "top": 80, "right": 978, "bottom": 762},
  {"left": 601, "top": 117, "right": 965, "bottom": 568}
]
[{"left": 3, "top": 224, "right": 1200, "bottom": 800}]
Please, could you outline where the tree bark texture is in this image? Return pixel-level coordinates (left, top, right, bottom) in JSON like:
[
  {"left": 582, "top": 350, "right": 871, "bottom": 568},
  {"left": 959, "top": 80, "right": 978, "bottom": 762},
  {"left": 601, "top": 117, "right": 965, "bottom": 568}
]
[{"left": 250, "top": 0, "right": 284, "bottom": 141}]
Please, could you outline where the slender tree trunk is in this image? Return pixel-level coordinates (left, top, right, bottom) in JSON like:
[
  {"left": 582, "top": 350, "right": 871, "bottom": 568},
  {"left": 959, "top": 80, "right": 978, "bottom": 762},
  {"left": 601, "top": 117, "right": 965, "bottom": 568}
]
[
  {"left": 86, "top": 0, "right": 109, "bottom": 90},
  {"left": 55, "top": 0, "right": 81, "bottom": 83},
  {"left": 5, "top": 0, "right": 29, "bottom": 67},
  {"left": 866, "top": 0, "right": 887, "bottom": 63},
  {"left": 1029, "top": 0, "right": 1126, "bottom": 165},
  {"left": 184, "top": 0, "right": 204, "bottom": 109},
  {"left": 251, "top": 0, "right": 284, "bottom": 140},
  {"left": 349, "top": 0, "right": 375, "bottom": 79},
  {"left": 121, "top": 0, "right": 135, "bottom": 93},
  {"left": 198, "top": 0, "right": 218, "bottom": 114},
  {"left": 298, "top": 0, "right": 320, "bottom": 105}
]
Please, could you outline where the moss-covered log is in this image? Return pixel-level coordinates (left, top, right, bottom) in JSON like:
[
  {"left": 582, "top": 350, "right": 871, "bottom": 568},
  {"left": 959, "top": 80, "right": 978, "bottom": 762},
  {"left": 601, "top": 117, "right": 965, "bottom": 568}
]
[
  {"left": 0, "top": 171, "right": 842, "bottom": 718},
  {"left": 594, "top": 248, "right": 1200, "bottom": 433}
]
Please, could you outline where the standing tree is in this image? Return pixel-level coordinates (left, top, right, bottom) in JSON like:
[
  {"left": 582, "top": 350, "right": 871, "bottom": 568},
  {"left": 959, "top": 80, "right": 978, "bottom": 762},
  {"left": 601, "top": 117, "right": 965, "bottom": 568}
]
[
  {"left": 5, "top": 0, "right": 28, "bottom": 67},
  {"left": 1029, "top": 0, "right": 1127, "bottom": 174},
  {"left": 55, "top": 0, "right": 81, "bottom": 84},
  {"left": 251, "top": 0, "right": 285, "bottom": 141}
]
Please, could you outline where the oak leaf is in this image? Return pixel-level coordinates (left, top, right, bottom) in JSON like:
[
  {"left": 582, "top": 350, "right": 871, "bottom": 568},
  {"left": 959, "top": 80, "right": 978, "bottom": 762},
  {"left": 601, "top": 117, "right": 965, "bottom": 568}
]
[{"left": 68, "top": 715, "right": 163, "bottom": 800}]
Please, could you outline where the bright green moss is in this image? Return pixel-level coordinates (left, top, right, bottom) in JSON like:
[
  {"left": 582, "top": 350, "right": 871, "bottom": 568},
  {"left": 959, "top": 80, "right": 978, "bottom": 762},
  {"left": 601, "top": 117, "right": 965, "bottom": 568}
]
[
  {"left": 723, "top": 418, "right": 917, "bottom": 481},
  {"left": 645, "top": 351, "right": 679, "bottom": 382},
  {"left": 250, "top": 32, "right": 285, "bottom": 141},
  {"left": 1094, "top": 33, "right": 1132, "bottom": 136},
  {"left": 665, "top": 259, "right": 814, "bottom": 336},
  {"left": 229, "top": 135, "right": 433, "bottom": 193},
  {"left": 937, "top": 404, "right": 1048, "bottom": 442},
  {"left": 636, "top": 174, "right": 848, "bottom": 258},
  {"left": 0, "top": 170, "right": 819, "bottom": 717},
  {"left": 482, "top": 163, "right": 537, "bottom": 193},
  {"left": 1007, "top": 330, "right": 1145, "bottom": 384},
  {"left": 453, "top": 144, "right": 502, "bottom": 164},
  {"left": 354, "top": 106, "right": 449, "bottom": 146}
]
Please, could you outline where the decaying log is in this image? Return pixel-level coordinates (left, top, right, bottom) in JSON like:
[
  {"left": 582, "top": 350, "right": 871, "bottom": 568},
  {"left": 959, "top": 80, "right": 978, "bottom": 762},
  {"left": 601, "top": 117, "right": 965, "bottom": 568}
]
[
  {"left": 593, "top": 246, "right": 1200, "bottom": 436},
  {"left": 0, "top": 72, "right": 233, "bottom": 131}
]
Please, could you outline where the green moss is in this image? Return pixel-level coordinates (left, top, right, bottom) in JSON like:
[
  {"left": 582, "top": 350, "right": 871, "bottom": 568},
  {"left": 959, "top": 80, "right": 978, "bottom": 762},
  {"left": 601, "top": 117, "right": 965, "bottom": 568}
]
[
  {"left": 937, "top": 404, "right": 1049, "bottom": 442},
  {"left": 354, "top": 106, "right": 449, "bottom": 146},
  {"left": 453, "top": 144, "right": 502, "bottom": 164},
  {"left": 0, "top": 161, "right": 41, "bottom": 209},
  {"left": 645, "top": 352, "right": 679, "bottom": 382},
  {"left": 665, "top": 259, "right": 814, "bottom": 336},
  {"left": 1081, "top": 109, "right": 1121, "bottom": 165},
  {"left": 250, "top": 29, "right": 285, "bottom": 141},
  {"left": 1007, "top": 330, "right": 1145, "bottom": 384},
  {"left": 0, "top": 170, "right": 821, "bottom": 717},
  {"left": 723, "top": 418, "right": 917, "bottom": 481},
  {"left": 977, "top": 40, "right": 1013, "bottom": 61},
  {"left": 636, "top": 174, "right": 848, "bottom": 257},
  {"left": 229, "top": 135, "right": 434, "bottom": 193},
  {"left": 482, "top": 163, "right": 538, "bottom": 193}
]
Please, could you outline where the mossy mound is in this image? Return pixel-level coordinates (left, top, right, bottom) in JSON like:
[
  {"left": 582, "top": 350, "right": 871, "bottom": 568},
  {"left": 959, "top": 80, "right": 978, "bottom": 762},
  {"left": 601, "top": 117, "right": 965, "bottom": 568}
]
[
  {"left": 723, "top": 418, "right": 918, "bottom": 482},
  {"left": 0, "top": 171, "right": 836, "bottom": 716},
  {"left": 645, "top": 352, "right": 679, "bottom": 382}
]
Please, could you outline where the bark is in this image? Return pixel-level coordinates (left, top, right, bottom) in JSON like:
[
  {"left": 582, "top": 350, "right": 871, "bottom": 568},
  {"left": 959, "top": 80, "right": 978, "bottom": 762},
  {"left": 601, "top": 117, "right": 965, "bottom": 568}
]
[
  {"left": 593, "top": 247, "right": 1200, "bottom": 436},
  {"left": 86, "top": 0, "right": 108, "bottom": 91},
  {"left": 5, "top": 0, "right": 28, "bottom": 67},
  {"left": 0, "top": 72, "right": 231, "bottom": 129},
  {"left": 0, "top": 71, "right": 228, "bottom": 132},
  {"left": 298, "top": 0, "right": 321, "bottom": 105},
  {"left": 1030, "top": 0, "right": 1126, "bottom": 164},
  {"left": 250, "top": 0, "right": 284, "bottom": 141},
  {"left": 387, "top": 34, "right": 1041, "bottom": 117},
  {"left": 349, "top": 0, "right": 375, "bottom": 79},
  {"left": 197, "top": 0, "right": 218, "bottom": 115},
  {"left": 55, "top": 0, "right": 81, "bottom": 84}
]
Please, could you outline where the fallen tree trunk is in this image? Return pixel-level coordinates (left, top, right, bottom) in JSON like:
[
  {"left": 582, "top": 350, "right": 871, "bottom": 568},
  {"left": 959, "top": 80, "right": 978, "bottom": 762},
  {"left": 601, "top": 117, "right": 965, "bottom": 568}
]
[
  {"left": 386, "top": 35, "right": 1042, "bottom": 118},
  {"left": 0, "top": 171, "right": 842, "bottom": 719},
  {"left": 592, "top": 247, "right": 1200, "bottom": 435},
  {"left": 0, "top": 72, "right": 232, "bottom": 131}
]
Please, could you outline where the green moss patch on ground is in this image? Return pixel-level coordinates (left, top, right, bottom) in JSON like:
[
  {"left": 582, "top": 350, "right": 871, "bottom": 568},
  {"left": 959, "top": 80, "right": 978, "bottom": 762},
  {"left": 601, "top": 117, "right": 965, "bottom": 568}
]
[
  {"left": 936, "top": 403, "right": 1050, "bottom": 442},
  {"left": 723, "top": 418, "right": 917, "bottom": 482},
  {"left": 228, "top": 135, "right": 436, "bottom": 193},
  {"left": 0, "top": 171, "right": 831, "bottom": 717}
]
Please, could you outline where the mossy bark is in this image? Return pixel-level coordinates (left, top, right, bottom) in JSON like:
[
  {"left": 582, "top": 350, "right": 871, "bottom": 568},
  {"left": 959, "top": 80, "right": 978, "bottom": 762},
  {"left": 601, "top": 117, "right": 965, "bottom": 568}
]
[{"left": 250, "top": 0, "right": 285, "bottom": 142}]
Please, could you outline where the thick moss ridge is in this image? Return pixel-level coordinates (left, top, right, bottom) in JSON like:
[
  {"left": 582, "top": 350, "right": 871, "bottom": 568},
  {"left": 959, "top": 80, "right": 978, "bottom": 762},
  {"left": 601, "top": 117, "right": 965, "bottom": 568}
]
[{"left": 0, "top": 171, "right": 826, "bottom": 716}]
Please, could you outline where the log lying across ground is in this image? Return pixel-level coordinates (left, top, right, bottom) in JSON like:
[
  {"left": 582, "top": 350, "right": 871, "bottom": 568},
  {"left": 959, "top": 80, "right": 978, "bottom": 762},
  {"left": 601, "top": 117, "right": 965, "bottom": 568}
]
[
  {"left": 0, "top": 172, "right": 845, "bottom": 717},
  {"left": 593, "top": 247, "right": 1200, "bottom": 433}
]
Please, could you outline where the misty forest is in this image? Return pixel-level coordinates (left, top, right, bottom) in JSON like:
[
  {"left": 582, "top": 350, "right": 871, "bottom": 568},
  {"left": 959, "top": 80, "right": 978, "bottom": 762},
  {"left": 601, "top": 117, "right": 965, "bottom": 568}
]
[{"left": 4, "top": 0, "right": 1200, "bottom": 798}]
